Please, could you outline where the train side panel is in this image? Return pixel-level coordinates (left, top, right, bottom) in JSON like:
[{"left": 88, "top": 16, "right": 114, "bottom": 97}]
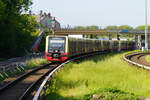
[{"left": 45, "top": 35, "right": 136, "bottom": 61}]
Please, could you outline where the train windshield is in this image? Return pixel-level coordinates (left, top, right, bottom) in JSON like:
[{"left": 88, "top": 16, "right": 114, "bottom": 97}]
[{"left": 49, "top": 37, "right": 65, "bottom": 53}]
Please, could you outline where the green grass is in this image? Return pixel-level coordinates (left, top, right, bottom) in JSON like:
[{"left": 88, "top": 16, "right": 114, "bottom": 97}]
[
  {"left": 146, "top": 55, "right": 150, "bottom": 63},
  {"left": 31, "top": 29, "right": 42, "bottom": 37},
  {"left": 0, "top": 58, "right": 49, "bottom": 82},
  {"left": 44, "top": 52, "right": 150, "bottom": 100},
  {"left": 26, "top": 58, "right": 49, "bottom": 68}
]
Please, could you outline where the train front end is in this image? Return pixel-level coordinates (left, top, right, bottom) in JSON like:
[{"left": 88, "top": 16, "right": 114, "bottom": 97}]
[{"left": 45, "top": 36, "right": 68, "bottom": 61}]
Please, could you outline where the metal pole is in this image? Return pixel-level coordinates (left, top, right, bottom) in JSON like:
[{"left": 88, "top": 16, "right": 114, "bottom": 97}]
[
  {"left": 145, "top": 0, "right": 148, "bottom": 50},
  {"left": 29, "top": 10, "right": 32, "bottom": 25}
]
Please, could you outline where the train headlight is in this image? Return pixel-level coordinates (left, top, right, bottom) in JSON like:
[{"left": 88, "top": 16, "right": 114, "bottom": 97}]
[{"left": 55, "top": 50, "right": 58, "bottom": 53}]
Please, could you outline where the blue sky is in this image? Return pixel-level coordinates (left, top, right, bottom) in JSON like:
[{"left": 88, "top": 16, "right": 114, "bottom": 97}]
[{"left": 31, "top": 0, "right": 150, "bottom": 28}]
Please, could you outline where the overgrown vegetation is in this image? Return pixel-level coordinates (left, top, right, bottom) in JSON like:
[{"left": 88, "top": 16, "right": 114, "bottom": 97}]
[
  {"left": 44, "top": 52, "right": 150, "bottom": 100},
  {"left": 145, "top": 55, "right": 150, "bottom": 63},
  {"left": 0, "top": 58, "right": 49, "bottom": 82},
  {"left": 0, "top": 0, "right": 39, "bottom": 58},
  {"left": 31, "top": 29, "right": 41, "bottom": 37},
  {"left": 26, "top": 58, "right": 49, "bottom": 68},
  {"left": 83, "top": 88, "right": 138, "bottom": 100}
]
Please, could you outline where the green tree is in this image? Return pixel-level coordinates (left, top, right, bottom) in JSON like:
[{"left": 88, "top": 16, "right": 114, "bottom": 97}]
[
  {"left": 119, "top": 25, "right": 133, "bottom": 30},
  {"left": 74, "top": 25, "right": 99, "bottom": 39},
  {"left": 104, "top": 25, "right": 118, "bottom": 30},
  {"left": 74, "top": 26, "right": 86, "bottom": 29},
  {"left": 86, "top": 25, "right": 99, "bottom": 30},
  {"left": 0, "top": 0, "right": 38, "bottom": 58},
  {"left": 74, "top": 25, "right": 99, "bottom": 30},
  {"left": 135, "top": 25, "right": 150, "bottom": 30}
]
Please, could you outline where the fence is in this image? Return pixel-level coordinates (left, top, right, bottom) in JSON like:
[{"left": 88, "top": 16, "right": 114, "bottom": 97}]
[{"left": 0, "top": 52, "right": 45, "bottom": 73}]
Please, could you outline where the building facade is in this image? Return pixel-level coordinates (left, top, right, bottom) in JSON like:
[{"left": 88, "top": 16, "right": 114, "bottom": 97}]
[{"left": 34, "top": 11, "right": 61, "bottom": 30}]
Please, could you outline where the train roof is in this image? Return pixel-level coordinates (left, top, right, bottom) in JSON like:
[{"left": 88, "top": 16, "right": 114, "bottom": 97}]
[{"left": 46, "top": 35, "right": 134, "bottom": 42}]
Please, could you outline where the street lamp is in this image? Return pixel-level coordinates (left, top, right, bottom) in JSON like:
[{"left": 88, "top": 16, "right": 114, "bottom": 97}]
[{"left": 145, "top": 0, "right": 148, "bottom": 50}]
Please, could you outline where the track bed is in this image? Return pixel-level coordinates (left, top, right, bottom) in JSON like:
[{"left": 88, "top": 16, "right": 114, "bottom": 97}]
[{"left": 0, "top": 63, "right": 58, "bottom": 100}]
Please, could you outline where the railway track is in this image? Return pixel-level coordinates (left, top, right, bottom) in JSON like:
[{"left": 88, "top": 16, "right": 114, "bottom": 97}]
[
  {"left": 0, "top": 62, "right": 59, "bottom": 100},
  {"left": 123, "top": 52, "right": 150, "bottom": 70},
  {"left": 0, "top": 52, "right": 104, "bottom": 100}
]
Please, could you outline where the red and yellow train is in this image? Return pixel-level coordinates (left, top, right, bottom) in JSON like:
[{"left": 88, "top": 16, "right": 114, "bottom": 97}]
[{"left": 45, "top": 35, "right": 135, "bottom": 61}]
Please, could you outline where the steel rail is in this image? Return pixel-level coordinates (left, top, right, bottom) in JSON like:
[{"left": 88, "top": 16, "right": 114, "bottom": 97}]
[
  {"left": 123, "top": 52, "right": 150, "bottom": 70},
  {"left": 19, "top": 65, "right": 57, "bottom": 100},
  {"left": 0, "top": 63, "right": 55, "bottom": 92},
  {"left": 0, "top": 62, "right": 59, "bottom": 100}
]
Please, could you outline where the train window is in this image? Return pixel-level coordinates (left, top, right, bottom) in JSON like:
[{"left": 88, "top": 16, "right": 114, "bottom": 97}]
[
  {"left": 48, "top": 37, "right": 66, "bottom": 53},
  {"left": 114, "top": 41, "right": 118, "bottom": 47},
  {"left": 104, "top": 41, "right": 110, "bottom": 46}
]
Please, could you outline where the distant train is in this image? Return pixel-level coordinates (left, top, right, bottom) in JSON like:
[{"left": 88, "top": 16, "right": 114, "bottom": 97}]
[{"left": 45, "top": 35, "right": 135, "bottom": 61}]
